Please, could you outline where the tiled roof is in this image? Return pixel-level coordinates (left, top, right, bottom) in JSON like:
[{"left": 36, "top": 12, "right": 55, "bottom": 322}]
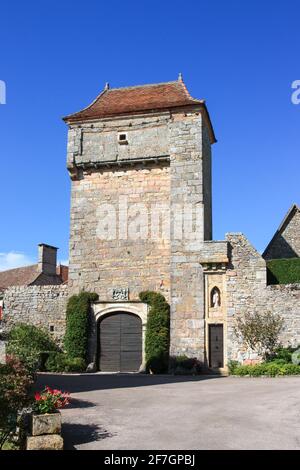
[
  {"left": 63, "top": 77, "right": 209, "bottom": 120},
  {"left": 0, "top": 264, "right": 69, "bottom": 292},
  {"left": 0, "top": 264, "right": 39, "bottom": 291}
]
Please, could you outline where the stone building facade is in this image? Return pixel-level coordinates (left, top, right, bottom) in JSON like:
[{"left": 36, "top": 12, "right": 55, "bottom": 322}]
[
  {"left": 263, "top": 204, "right": 300, "bottom": 260},
  {"left": 2, "top": 76, "right": 300, "bottom": 372},
  {"left": 64, "top": 77, "right": 217, "bottom": 366}
]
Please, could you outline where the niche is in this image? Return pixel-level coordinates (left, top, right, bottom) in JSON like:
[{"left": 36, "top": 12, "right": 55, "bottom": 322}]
[{"left": 210, "top": 286, "right": 221, "bottom": 308}]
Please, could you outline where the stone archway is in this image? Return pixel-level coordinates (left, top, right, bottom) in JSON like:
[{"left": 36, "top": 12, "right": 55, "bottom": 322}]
[{"left": 91, "top": 302, "right": 148, "bottom": 372}]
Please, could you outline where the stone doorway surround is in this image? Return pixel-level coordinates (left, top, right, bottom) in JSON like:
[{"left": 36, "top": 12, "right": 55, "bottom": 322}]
[
  {"left": 91, "top": 301, "right": 148, "bottom": 371},
  {"left": 199, "top": 240, "right": 229, "bottom": 373}
]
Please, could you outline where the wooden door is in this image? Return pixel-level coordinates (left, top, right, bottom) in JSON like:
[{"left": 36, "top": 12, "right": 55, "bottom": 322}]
[
  {"left": 99, "top": 312, "right": 142, "bottom": 372},
  {"left": 209, "top": 324, "right": 224, "bottom": 368}
]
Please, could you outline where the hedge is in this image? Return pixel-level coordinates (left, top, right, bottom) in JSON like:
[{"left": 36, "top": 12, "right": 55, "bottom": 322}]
[
  {"left": 64, "top": 291, "right": 98, "bottom": 362},
  {"left": 267, "top": 258, "right": 300, "bottom": 285},
  {"left": 139, "top": 291, "right": 170, "bottom": 373},
  {"left": 229, "top": 361, "right": 300, "bottom": 377}
]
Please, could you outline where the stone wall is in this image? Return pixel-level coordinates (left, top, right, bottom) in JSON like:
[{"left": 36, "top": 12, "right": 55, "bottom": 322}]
[
  {"left": 0, "top": 341, "right": 5, "bottom": 364},
  {"left": 3, "top": 285, "right": 69, "bottom": 346},
  {"left": 226, "top": 233, "right": 300, "bottom": 362},
  {"left": 264, "top": 206, "right": 300, "bottom": 259},
  {"left": 68, "top": 162, "right": 171, "bottom": 300},
  {"left": 169, "top": 111, "right": 212, "bottom": 359},
  {"left": 67, "top": 113, "right": 170, "bottom": 171}
]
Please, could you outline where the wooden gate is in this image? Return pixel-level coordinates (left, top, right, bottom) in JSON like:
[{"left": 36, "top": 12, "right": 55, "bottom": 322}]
[
  {"left": 209, "top": 324, "right": 224, "bottom": 368},
  {"left": 99, "top": 312, "right": 142, "bottom": 372}
]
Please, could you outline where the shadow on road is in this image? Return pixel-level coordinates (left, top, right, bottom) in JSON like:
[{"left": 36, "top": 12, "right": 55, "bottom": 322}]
[
  {"left": 67, "top": 397, "right": 96, "bottom": 409},
  {"left": 62, "top": 422, "right": 114, "bottom": 449},
  {"left": 35, "top": 372, "right": 224, "bottom": 394}
]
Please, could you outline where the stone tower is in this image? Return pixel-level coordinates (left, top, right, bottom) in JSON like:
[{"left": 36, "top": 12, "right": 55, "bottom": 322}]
[{"left": 63, "top": 76, "right": 216, "bottom": 363}]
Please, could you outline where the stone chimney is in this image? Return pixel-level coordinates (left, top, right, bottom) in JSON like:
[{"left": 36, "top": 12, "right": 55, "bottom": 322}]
[{"left": 38, "top": 244, "right": 58, "bottom": 275}]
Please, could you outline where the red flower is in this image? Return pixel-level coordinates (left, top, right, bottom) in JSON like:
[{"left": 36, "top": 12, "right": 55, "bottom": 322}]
[{"left": 34, "top": 392, "right": 41, "bottom": 401}]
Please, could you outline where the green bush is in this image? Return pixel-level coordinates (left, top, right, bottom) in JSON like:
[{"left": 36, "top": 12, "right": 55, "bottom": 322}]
[
  {"left": 6, "top": 323, "right": 59, "bottom": 374},
  {"left": 267, "top": 258, "right": 300, "bottom": 285},
  {"left": 64, "top": 291, "right": 98, "bottom": 362},
  {"left": 169, "top": 355, "right": 202, "bottom": 375},
  {"left": 267, "top": 346, "right": 294, "bottom": 363},
  {"left": 45, "top": 352, "right": 86, "bottom": 373},
  {"left": 227, "top": 360, "right": 239, "bottom": 374},
  {"left": 139, "top": 291, "right": 170, "bottom": 374},
  {"left": 229, "top": 361, "right": 300, "bottom": 377}
]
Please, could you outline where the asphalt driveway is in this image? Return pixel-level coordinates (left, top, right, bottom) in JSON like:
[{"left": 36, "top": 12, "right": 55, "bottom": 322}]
[{"left": 35, "top": 373, "right": 300, "bottom": 450}]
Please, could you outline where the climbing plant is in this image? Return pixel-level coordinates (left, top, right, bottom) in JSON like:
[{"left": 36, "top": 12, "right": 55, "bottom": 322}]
[
  {"left": 139, "top": 291, "right": 170, "bottom": 373},
  {"left": 64, "top": 291, "right": 98, "bottom": 362}
]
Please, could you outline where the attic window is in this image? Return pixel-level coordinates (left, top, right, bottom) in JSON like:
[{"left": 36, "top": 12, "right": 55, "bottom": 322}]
[{"left": 118, "top": 133, "right": 128, "bottom": 144}]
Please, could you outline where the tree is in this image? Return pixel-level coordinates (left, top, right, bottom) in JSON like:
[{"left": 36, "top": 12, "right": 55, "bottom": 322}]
[{"left": 234, "top": 311, "right": 284, "bottom": 360}]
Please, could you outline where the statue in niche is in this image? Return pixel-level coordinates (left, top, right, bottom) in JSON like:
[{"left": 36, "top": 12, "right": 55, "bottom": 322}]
[{"left": 211, "top": 286, "right": 221, "bottom": 308}]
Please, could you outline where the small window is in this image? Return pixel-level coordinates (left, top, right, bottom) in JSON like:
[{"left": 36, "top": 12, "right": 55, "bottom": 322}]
[
  {"left": 49, "top": 325, "right": 54, "bottom": 332},
  {"left": 118, "top": 133, "right": 128, "bottom": 144}
]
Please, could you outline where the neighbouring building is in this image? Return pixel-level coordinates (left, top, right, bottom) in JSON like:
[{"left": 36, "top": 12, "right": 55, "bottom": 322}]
[
  {"left": 2, "top": 76, "right": 300, "bottom": 372},
  {"left": 0, "top": 244, "right": 68, "bottom": 344},
  {"left": 263, "top": 204, "right": 300, "bottom": 260}
]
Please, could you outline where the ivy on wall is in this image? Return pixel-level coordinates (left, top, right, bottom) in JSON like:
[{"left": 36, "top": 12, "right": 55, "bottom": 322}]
[
  {"left": 139, "top": 291, "right": 170, "bottom": 373},
  {"left": 64, "top": 291, "right": 99, "bottom": 362}
]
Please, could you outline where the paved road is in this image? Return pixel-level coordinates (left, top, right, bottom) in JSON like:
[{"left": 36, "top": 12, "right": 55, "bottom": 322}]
[{"left": 35, "top": 373, "right": 300, "bottom": 450}]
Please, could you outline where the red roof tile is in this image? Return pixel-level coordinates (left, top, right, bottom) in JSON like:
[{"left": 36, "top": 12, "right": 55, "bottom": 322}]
[
  {"left": 0, "top": 264, "right": 69, "bottom": 292},
  {"left": 0, "top": 264, "right": 39, "bottom": 291},
  {"left": 64, "top": 79, "right": 203, "bottom": 121}
]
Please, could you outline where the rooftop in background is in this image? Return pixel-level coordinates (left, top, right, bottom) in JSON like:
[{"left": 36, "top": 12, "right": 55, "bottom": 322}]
[
  {"left": 63, "top": 75, "right": 216, "bottom": 143},
  {"left": 0, "top": 243, "right": 68, "bottom": 293},
  {"left": 0, "top": 264, "right": 68, "bottom": 293}
]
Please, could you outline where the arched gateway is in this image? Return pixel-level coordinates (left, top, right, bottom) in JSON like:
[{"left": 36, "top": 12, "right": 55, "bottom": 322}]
[{"left": 98, "top": 312, "right": 142, "bottom": 372}]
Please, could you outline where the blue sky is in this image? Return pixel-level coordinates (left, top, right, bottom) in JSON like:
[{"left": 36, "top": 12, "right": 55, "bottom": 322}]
[{"left": 0, "top": 0, "right": 299, "bottom": 269}]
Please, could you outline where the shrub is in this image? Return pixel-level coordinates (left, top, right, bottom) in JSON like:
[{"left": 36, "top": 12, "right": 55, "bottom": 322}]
[
  {"left": 64, "top": 291, "right": 98, "bottom": 362},
  {"left": 45, "top": 353, "right": 86, "bottom": 373},
  {"left": 267, "top": 345, "right": 294, "bottom": 363},
  {"left": 292, "top": 349, "right": 300, "bottom": 365},
  {"left": 0, "top": 355, "right": 33, "bottom": 449},
  {"left": 139, "top": 291, "right": 170, "bottom": 374},
  {"left": 280, "top": 363, "right": 300, "bottom": 375},
  {"left": 267, "top": 258, "right": 300, "bottom": 285},
  {"left": 169, "top": 355, "right": 202, "bottom": 375},
  {"left": 6, "top": 323, "right": 59, "bottom": 374},
  {"left": 266, "top": 345, "right": 300, "bottom": 364},
  {"left": 227, "top": 360, "right": 239, "bottom": 374},
  {"left": 234, "top": 311, "right": 284, "bottom": 360},
  {"left": 229, "top": 361, "right": 300, "bottom": 377}
]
